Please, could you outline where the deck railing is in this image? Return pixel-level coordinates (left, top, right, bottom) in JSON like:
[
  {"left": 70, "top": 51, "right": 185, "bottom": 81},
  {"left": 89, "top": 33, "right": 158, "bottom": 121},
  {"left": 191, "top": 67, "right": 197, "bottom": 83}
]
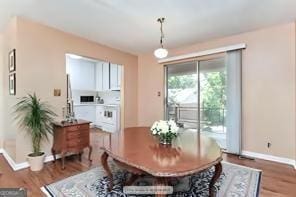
[{"left": 167, "top": 105, "right": 226, "bottom": 131}]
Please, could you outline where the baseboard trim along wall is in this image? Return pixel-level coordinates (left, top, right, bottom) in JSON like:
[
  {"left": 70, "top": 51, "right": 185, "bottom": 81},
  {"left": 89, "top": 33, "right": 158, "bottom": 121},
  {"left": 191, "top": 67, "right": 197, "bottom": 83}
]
[
  {"left": 242, "top": 150, "right": 296, "bottom": 169},
  {"left": 0, "top": 148, "right": 295, "bottom": 171},
  {"left": 0, "top": 148, "right": 61, "bottom": 171}
]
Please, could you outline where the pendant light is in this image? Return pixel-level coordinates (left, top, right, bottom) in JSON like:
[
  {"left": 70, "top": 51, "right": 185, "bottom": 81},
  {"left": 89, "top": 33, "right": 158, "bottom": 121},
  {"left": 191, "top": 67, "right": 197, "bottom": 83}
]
[{"left": 154, "top": 17, "right": 168, "bottom": 59}]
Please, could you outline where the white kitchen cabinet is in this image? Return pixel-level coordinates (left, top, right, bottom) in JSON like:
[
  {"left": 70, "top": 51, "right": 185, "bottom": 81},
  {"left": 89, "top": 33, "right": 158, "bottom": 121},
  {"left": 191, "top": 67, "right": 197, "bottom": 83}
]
[
  {"left": 110, "top": 64, "right": 122, "bottom": 90},
  {"left": 74, "top": 105, "right": 96, "bottom": 126},
  {"left": 95, "top": 105, "right": 104, "bottom": 127},
  {"left": 67, "top": 57, "right": 96, "bottom": 91},
  {"left": 117, "top": 65, "right": 122, "bottom": 88},
  {"left": 96, "top": 62, "right": 103, "bottom": 91},
  {"left": 110, "top": 63, "right": 118, "bottom": 90},
  {"left": 102, "top": 62, "right": 110, "bottom": 91},
  {"left": 101, "top": 105, "right": 120, "bottom": 132}
]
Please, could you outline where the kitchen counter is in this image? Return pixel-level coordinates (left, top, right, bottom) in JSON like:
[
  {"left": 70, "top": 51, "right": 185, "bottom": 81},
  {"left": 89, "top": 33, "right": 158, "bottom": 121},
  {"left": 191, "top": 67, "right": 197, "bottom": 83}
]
[
  {"left": 74, "top": 103, "right": 120, "bottom": 107},
  {"left": 73, "top": 103, "right": 120, "bottom": 133}
]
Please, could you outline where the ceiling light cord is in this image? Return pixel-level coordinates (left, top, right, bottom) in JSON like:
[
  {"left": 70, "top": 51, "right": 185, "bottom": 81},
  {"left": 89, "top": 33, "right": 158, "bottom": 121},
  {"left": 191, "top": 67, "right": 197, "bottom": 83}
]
[
  {"left": 158, "top": 17, "right": 165, "bottom": 48},
  {"left": 154, "top": 17, "right": 168, "bottom": 59}
]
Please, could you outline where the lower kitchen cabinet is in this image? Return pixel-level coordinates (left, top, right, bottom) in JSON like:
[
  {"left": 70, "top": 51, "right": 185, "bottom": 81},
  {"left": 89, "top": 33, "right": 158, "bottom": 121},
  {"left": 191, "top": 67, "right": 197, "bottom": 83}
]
[
  {"left": 101, "top": 106, "right": 119, "bottom": 132},
  {"left": 74, "top": 105, "right": 96, "bottom": 126},
  {"left": 74, "top": 104, "right": 120, "bottom": 132},
  {"left": 95, "top": 105, "right": 104, "bottom": 127}
]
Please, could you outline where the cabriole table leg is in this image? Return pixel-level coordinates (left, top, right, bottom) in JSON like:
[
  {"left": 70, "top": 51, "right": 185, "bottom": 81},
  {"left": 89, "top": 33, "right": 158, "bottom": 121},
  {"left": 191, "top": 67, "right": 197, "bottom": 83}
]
[
  {"left": 101, "top": 152, "right": 113, "bottom": 191},
  {"left": 209, "top": 162, "right": 222, "bottom": 197}
]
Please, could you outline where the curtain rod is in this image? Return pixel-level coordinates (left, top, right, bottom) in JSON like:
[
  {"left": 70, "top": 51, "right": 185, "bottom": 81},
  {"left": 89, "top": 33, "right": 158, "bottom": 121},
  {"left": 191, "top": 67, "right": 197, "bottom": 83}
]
[{"left": 158, "top": 43, "right": 246, "bottom": 64}]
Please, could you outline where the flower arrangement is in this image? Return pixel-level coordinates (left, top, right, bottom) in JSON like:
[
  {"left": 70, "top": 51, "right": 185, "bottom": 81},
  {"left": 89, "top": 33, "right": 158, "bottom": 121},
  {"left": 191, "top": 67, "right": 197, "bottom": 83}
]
[{"left": 151, "top": 120, "right": 179, "bottom": 144}]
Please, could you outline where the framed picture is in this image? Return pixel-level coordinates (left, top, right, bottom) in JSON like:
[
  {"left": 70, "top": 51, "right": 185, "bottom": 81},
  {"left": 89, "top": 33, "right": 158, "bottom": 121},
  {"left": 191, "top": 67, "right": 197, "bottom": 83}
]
[
  {"left": 9, "top": 49, "right": 16, "bottom": 72},
  {"left": 9, "top": 73, "right": 16, "bottom": 95}
]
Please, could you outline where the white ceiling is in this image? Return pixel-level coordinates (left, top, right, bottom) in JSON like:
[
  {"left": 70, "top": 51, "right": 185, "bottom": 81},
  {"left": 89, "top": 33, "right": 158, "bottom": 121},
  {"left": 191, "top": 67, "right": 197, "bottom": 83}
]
[{"left": 1, "top": 0, "right": 296, "bottom": 55}]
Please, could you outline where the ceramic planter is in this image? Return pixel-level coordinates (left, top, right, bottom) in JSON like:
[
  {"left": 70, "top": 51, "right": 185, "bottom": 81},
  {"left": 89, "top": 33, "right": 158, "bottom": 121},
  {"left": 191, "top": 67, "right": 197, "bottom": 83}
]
[{"left": 27, "top": 152, "right": 45, "bottom": 171}]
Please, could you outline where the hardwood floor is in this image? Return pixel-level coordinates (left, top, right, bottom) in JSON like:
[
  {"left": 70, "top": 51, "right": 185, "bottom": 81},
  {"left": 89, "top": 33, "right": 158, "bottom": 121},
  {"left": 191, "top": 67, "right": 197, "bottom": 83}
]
[{"left": 0, "top": 130, "right": 295, "bottom": 196}]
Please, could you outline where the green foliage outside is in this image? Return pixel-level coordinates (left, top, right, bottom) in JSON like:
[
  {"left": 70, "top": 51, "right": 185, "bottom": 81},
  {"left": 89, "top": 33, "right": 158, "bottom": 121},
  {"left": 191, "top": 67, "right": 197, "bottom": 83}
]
[
  {"left": 168, "top": 74, "right": 197, "bottom": 89},
  {"left": 168, "top": 71, "right": 226, "bottom": 127},
  {"left": 200, "top": 71, "right": 226, "bottom": 126}
]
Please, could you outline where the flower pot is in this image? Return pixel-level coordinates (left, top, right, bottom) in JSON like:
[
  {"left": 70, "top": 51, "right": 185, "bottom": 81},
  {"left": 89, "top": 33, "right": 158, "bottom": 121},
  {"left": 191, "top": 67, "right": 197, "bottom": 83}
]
[
  {"left": 27, "top": 152, "right": 45, "bottom": 171},
  {"left": 159, "top": 137, "right": 172, "bottom": 145}
]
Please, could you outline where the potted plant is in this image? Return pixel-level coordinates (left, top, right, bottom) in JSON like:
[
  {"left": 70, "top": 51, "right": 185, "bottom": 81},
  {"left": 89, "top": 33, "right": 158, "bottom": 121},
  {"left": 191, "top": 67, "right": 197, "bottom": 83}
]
[
  {"left": 151, "top": 120, "right": 179, "bottom": 145},
  {"left": 14, "top": 93, "right": 57, "bottom": 171}
]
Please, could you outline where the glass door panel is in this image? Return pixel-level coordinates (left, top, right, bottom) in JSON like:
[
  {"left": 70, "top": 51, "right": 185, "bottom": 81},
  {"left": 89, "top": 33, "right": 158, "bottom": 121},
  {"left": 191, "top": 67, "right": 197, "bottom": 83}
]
[
  {"left": 165, "top": 61, "right": 198, "bottom": 129},
  {"left": 199, "top": 58, "right": 227, "bottom": 149}
]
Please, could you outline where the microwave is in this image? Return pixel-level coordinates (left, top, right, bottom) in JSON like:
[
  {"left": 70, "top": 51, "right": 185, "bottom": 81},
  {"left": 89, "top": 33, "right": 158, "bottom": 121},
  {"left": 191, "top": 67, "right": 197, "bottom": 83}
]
[{"left": 80, "top": 96, "right": 94, "bottom": 103}]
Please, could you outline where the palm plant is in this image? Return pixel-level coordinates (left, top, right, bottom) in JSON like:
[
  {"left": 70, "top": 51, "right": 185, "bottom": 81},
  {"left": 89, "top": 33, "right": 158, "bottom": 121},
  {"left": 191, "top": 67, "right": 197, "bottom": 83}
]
[{"left": 14, "top": 93, "right": 57, "bottom": 156}]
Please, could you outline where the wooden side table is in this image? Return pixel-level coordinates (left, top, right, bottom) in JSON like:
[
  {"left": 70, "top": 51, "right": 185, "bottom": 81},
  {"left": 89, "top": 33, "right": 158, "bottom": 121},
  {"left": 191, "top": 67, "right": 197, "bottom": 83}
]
[{"left": 52, "top": 119, "right": 92, "bottom": 169}]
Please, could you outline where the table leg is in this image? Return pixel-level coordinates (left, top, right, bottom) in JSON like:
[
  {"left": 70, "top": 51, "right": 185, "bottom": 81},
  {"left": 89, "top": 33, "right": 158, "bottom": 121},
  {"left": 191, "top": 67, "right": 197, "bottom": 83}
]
[
  {"left": 154, "top": 177, "right": 169, "bottom": 197},
  {"left": 78, "top": 152, "right": 82, "bottom": 162},
  {"left": 101, "top": 152, "right": 113, "bottom": 191},
  {"left": 51, "top": 149, "right": 56, "bottom": 163},
  {"left": 124, "top": 174, "right": 140, "bottom": 186},
  {"left": 88, "top": 145, "right": 93, "bottom": 162},
  {"left": 61, "top": 151, "right": 66, "bottom": 170},
  {"left": 209, "top": 162, "right": 222, "bottom": 197}
]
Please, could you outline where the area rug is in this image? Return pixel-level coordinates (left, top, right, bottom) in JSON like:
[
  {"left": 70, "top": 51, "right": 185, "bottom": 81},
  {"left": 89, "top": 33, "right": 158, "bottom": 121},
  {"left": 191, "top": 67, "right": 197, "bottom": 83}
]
[{"left": 41, "top": 161, "right": 261, "bottom": 197}]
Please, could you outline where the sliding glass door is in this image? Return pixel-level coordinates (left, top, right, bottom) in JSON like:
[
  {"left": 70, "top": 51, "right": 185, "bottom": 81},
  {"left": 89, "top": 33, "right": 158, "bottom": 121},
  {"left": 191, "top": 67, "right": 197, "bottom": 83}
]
[
  {"left": 165, "top": 57, "right": 227, "bottom": 149},
  {"left": 165, "top": 51, "right": 242, "bottom": 153}
]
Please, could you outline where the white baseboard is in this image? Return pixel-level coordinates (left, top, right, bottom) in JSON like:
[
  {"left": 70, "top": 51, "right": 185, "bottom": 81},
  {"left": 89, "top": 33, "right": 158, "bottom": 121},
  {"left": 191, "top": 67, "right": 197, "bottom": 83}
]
[
  {"left": 1, "top": 148, "right": 295, "bottom": 171},
  {"left": 0, "top": 148, "right": 61, "bottom": 171},
  {"left": 242, "top": 150, "right": 296, "bottom": 169}
]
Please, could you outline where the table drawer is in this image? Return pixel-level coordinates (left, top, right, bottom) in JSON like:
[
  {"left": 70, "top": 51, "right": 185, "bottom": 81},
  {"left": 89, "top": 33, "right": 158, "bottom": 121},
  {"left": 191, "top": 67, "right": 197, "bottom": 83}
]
[
  {"left": 65, "top": 124, "right": 89, "bottom": 132},
  {"left": 66, "top": 129, "right": 89, "bottom": 140},
  {"left": 67, "top": 137, "right": 89, "bottom": 149}
]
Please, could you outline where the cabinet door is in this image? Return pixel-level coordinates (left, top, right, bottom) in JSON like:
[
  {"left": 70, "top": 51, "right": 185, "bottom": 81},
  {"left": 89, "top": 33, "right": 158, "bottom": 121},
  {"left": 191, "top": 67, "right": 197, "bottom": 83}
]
[
  {"left": 110, "top": 64, "right": 118, "bottom": 90},
  {"left": 96, "top": 106, "right": 104, "bottom": 126},
  {"left": 96, "top": 62, "right": 103, "bottom": 91},
  {"left": 74, "top": 106, "right": 96, "bottom": 124},
  {"left": 117, "top": 65, "right": 122, "bottom": 89},
  {"left": 74, "top": 106, "right": 85, "bottom": 120},
  {"left": 102, "top": 62, "right": 110, "bottom": 91},
  {"left": 67, "top": 58, "right": 96, "bottom": 91}
]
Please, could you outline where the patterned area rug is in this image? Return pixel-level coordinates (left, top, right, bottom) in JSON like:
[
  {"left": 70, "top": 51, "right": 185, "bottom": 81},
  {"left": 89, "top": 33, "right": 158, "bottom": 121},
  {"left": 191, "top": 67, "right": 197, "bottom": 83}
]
[{"left": 42, "top": 161, "right": 261, "bottom": 197}]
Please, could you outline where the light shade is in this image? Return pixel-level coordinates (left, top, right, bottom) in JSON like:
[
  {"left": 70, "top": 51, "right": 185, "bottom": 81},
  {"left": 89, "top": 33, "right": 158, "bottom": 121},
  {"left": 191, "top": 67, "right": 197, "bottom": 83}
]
[{"left": 154, "top": 48, "right": 168, "bottom": 59}]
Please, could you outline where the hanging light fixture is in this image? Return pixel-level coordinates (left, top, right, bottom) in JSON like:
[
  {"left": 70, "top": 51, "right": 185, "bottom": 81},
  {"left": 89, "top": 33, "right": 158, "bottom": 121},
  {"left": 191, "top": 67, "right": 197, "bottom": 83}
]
[{"left": 154, "top": 17, "right": 168, "bottom": 59}]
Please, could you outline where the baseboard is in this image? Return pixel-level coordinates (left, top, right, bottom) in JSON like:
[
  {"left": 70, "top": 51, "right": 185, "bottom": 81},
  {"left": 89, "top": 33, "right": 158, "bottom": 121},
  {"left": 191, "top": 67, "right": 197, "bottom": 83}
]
[
  {"left": 242, "top": 150, "right": 295, "bottom": 169},
  {"left": 0, "top": 148, "right": 61, "bottom": 171}
]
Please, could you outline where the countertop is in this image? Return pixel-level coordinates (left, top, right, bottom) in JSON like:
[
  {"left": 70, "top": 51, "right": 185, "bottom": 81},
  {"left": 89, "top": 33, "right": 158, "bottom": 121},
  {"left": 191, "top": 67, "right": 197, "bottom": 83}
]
[{"left": 74, "top": 103, "right": 120, "bottom": 107}]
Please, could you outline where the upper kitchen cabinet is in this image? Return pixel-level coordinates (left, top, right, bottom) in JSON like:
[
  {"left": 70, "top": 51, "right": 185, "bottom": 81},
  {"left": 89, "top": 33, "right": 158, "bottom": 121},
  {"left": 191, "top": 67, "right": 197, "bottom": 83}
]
[
  {"left": 66, "top": 56, "right": 96, "bottom": 91},
  {"left": 117, "top": 65, "right": 122, "bottom": 88},
  {"left": 110, "top": 64, "right": 122, "bottom": 90},
  {"left": 102, "top": 62, "right": 110, "bottom": 91},
  {"left": 96, "top": 61, "right": 110, "bottom": 91}
]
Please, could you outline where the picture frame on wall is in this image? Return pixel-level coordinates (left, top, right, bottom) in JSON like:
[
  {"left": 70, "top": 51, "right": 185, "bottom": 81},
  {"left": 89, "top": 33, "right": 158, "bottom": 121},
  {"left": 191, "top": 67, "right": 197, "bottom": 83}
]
[
  {"left": 9, "top": 73, "right": 16, "bottom": 95},
  {"left": 9, "top": 49, "right": 16, "bottom": 72}
]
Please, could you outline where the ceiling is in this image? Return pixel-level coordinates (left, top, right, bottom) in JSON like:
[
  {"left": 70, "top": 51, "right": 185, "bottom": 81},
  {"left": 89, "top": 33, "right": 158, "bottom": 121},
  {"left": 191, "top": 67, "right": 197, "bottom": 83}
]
[{"left": 1, "top": 0, "right": 296, "bottom": 55}]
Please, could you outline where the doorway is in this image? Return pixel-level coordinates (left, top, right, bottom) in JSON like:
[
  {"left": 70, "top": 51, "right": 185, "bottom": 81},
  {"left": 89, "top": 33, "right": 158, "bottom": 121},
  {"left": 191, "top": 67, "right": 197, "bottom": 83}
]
[{"left": 65, "top": 54, "right": 124, "bottom": 132}]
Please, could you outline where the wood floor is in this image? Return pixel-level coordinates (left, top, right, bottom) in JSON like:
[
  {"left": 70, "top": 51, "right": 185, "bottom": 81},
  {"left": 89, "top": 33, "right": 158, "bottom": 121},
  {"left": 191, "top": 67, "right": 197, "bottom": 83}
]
[{"left": 0, "top": 130, "right": 295, "bottom": 196}]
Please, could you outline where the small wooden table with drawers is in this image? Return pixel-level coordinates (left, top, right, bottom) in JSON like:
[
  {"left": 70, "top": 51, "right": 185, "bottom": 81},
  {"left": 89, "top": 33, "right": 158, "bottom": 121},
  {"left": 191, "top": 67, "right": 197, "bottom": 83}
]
[{"left": 52, "top": 119, "right": 92, "bottom": 169}]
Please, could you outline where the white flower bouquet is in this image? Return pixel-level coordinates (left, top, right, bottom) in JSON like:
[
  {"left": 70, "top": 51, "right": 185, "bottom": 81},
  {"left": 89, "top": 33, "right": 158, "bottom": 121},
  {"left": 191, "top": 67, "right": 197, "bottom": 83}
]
[{"left": 150, "top": 120, "right": 179, "bottom": 144}]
